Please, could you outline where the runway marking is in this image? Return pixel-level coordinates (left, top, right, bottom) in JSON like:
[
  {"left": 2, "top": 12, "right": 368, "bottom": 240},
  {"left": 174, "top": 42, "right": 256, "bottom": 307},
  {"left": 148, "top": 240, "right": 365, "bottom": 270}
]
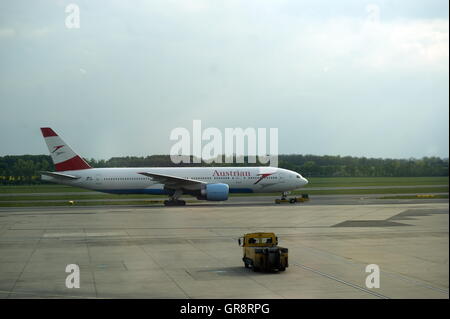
[
  {"left": 137, "top": 245, "right": 191, "bottom": 299},
  {"left": 44, "top": 232, "right": 127, "bottom": 238},
  {"left": 7, "top": 231, "right": 43, "bottom": 298},
  {"left": 293, "top": 262, "right": 390, "bottom": 299},
  {"left": 184, "top": 239, "right": 285, "bottom": 298},
  {"left": 295, "top": 244, "right": 449, "bottom": 296},
  {"left": 84, "top": 228, "right": 99, "bottom": 298}
]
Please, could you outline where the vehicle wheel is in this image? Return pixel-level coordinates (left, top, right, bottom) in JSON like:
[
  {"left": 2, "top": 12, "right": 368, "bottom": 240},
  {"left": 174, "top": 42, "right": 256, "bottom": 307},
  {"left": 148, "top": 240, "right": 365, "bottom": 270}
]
[
  {"left": 244, "top": 263, "right": 249, "bottom": 268},
  {"left": 289, "top": 198, "right": 296, "bottom": 203},
  {"left": 279, "top": 266, "right": 286, "bottom": 271}
]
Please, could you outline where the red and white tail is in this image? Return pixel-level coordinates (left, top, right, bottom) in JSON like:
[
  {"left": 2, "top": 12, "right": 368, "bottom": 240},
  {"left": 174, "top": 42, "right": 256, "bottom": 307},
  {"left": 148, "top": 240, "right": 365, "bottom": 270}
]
[{"left": 40, "top": 127, "right": 92, "bottom": 172}]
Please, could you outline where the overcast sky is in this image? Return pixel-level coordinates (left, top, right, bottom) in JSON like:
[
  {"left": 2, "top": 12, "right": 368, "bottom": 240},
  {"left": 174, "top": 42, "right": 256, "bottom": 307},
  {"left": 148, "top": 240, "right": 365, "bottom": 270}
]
[{"left": 0, "top": 0, "right": 448, "bottom": 160}]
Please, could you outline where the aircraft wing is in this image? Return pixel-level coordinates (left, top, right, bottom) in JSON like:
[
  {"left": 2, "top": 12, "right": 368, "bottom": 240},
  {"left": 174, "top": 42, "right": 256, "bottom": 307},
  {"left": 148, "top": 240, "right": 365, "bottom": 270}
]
[
  {"left": 137, "top": 172, "right": 205, "bottom": 189},
  {"left": 40, "top": 171, "right": 80, "bottom": 180}
]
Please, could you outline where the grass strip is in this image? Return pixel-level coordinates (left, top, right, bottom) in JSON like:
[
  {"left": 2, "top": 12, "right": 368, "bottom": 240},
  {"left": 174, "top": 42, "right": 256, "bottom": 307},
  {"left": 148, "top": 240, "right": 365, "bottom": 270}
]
[
  {"left": 378, "top": 194, "right": 449, "bottom": 200},
  {"left": 1, "top": 187, "right": 448, "bottom": 202},
  {"left": 1, "top": 177, "right": 448, "bottom": 193}
]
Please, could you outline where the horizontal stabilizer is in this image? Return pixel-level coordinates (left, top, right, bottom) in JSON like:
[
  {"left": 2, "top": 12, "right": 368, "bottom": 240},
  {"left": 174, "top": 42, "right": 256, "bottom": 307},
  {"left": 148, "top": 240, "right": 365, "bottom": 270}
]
[{"left": 40, "top": 171, "right": 80, "bottom": 180}]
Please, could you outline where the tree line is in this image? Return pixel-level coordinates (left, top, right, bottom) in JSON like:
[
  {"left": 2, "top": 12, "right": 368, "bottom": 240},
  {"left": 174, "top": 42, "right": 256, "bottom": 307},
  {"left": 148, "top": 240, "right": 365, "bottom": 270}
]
[{"left": 0, "top": 154, "right": 448, "bottom": 185}]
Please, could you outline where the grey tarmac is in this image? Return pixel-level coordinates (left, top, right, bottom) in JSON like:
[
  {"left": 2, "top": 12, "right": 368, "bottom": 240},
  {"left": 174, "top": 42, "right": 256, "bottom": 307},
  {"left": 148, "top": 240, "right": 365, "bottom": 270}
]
[{"left": 0, "top": 200, "right": 448, "bottom": 299}]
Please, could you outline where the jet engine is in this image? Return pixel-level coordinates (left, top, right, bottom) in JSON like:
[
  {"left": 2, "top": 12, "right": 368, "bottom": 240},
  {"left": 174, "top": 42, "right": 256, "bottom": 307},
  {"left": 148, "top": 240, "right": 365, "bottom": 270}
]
[{"left": 197, "top": 183, "right": 229, "bottom": 201}]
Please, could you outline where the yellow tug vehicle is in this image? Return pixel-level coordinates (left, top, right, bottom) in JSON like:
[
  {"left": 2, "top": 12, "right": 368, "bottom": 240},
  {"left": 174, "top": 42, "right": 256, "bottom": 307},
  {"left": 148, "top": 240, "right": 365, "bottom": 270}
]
[
  {"left": 275, "top": 193, "right": 309, "bottom": 204},
  {"left": 238, "top": 232, "right": 288, "bottom": 272}
]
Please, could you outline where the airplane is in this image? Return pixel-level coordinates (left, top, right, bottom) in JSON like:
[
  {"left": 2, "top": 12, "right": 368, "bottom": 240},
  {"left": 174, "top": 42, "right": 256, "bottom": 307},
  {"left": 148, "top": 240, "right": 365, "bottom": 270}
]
[{"left": 40, "top": 127, "right": 309, "bottom": 206}]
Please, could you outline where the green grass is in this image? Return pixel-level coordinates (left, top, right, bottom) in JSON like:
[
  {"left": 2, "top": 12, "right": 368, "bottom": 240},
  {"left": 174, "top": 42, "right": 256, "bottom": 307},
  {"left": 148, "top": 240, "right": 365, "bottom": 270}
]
[
  {"left": 0, "top": 184, "right": 90, "bottom": 193},
  {"left": 304, "top": 176, "right": 448, "bottom": 188},
  {"left": 378, "top": 194, "right": 449, "bottom": 200},
  {"left": 0, "top": 200, "right": 162, "bottom": 207},
  {"left": 293, "top": 186, "right": 448, "bottom": 196},
  {"left": 1, "top": 187, "right": 447, "bottom": 204},
  {"left": 1, "top": 191, "right": 448, "bottom": 208},
  {"left": 0, "top": 176, "right": 446, "bottom": 194},
  {"left": 0, "top": 199, "right": 199, "bottom": 207},
  {"left": 0, "top": 193, "right": 164, "bottom": 201},
  {"left": 0, "top": 177, "right": 447, "bottom": 207}
]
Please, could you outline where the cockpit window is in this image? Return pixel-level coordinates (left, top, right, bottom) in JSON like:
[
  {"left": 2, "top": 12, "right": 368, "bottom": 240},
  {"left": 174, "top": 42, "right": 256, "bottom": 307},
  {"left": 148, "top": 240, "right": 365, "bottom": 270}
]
[{"left": 296, "top": 175, "right": 301, "bottom": 178}]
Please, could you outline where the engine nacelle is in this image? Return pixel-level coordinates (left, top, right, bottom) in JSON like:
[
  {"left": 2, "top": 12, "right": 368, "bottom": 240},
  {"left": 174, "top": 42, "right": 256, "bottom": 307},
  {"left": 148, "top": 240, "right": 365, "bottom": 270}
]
[{"left": 199, "top": 183, "right": 229, "bottom": 201}]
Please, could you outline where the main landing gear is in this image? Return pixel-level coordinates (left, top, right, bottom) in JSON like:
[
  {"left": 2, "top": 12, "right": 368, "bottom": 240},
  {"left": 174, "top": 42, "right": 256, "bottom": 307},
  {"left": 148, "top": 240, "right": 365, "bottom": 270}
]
[
  {"left": 163, "top": 190, "right": 186, "bottom": 206},
  {"left": 163, "top": 199, "right": 186, "bottom": 206}
]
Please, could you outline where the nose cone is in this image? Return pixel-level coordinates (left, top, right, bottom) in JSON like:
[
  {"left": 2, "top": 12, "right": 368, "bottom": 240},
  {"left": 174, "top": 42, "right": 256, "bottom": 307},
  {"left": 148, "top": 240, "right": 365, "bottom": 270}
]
[{"left": 302, "top": 177, "right": 309, "bottom": 186}]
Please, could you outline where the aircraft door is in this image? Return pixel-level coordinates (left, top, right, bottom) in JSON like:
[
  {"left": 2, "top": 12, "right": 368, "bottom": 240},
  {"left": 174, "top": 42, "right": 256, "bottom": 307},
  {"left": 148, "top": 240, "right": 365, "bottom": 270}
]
[
  {"left": 95, "top": 174, "right": 102, "bottom": 185},
  {"left": 278, "top": 172, "right": 285, "bottom": 184}
]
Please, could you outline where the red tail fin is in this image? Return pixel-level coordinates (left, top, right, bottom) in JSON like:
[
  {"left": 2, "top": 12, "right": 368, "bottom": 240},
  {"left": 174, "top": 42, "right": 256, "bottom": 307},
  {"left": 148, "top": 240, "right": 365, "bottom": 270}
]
[{"left": 40, "top": 127, "right": 92, "bottom": 171}]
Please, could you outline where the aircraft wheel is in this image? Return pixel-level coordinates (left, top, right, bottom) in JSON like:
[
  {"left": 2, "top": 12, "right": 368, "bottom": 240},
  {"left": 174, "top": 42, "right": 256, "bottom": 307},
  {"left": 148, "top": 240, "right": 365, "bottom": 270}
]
[{"left": 164, "top": 200, "right": 186, "bottom": 206}]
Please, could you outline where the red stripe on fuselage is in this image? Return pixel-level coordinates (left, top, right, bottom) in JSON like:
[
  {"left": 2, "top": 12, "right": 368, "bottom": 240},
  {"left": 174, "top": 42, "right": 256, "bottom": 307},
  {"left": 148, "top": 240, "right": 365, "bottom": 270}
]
[
  {"left": 54, "top": 156, "right": 92, "bottom": 171},
  {"left": 41, "top": 127, "right": 58, "bottom": 137},
  {"left": 254, "top": 173, "right": 274, "bottom": 184}
]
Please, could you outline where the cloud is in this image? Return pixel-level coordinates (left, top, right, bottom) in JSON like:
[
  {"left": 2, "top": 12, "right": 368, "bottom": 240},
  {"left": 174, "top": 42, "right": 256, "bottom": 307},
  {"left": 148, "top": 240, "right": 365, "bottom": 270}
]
[
  {"left": 358, "top": 19, "right": 449, "bottom": 69},
  {"left": 0, "top": 0, "right": 448, "bottom": 158},
  {"left": 29, "top": 27, "right": 51, "bottom": 38},
  {"left": 289, "top": 17, "right": 449, "bottom": 71},
  {"left": 0, "top": 27, "right": 52, "bottom": 39},
  {"left": 0, "top": 28, "right": 16, "bottom": 38}
]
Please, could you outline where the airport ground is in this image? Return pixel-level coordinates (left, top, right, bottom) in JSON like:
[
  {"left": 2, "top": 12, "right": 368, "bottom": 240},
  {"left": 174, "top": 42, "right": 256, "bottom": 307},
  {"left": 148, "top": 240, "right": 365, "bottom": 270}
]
[
  {"left": 0, "top": 177, "right": 448, "bottom": 299},
  {"left": 0, "top": 195, "right": 448, "bottom": 299},
  {"left": 0, "top": 176, "right": 448, "bottom": 207}
]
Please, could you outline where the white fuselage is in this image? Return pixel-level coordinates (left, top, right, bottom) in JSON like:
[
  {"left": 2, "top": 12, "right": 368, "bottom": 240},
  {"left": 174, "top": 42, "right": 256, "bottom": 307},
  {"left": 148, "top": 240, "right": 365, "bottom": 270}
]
[{"left": 42, "top": 166, "right": 308, "bottom": 195}]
